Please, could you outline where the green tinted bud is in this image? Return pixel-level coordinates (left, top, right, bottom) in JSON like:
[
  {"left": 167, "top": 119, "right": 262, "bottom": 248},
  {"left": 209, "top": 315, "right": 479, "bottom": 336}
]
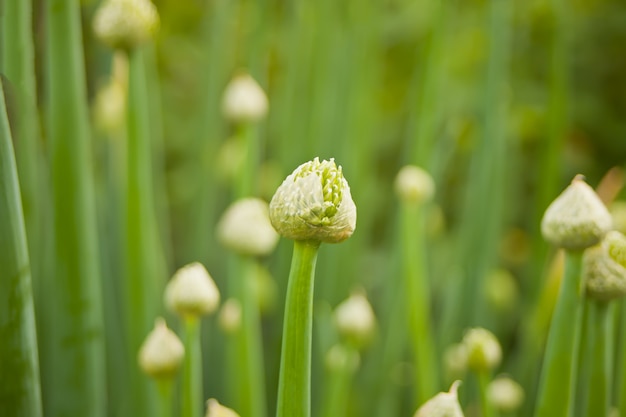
[
  {"left": 610, "top": 201, "right": 626, "bottom": 235},
  {"left": 217, "top": 198, "right": 279, "bottom": 257},
  {"left": 541, "top": 175, "right": 612, "bottom": 250},
  {"left": 93, "top": 0, "right": 159, "bottom": 50},
  {"left": 485, "top": 269, "right": 518, "bottom": 312},
  {"left": 218, "top": 298, "right": 242, "bottom": 335},
  {"left": 205, "top": 399, "right": 240, "bottom": 417},
  {"left": 165, "top": 262, "right": 220, "bottom": 318},
  {"left": 605, "top": 230, "right": 626, "bottom": 268},
  {"left": 443, "top": 343, "right": 468, "bottom": 380},
  {"left": 462, "top": 328, "right": 502, "bottom": 373},
  {"left": 487, "top": 376, "right": 524, "bottom": 412},
  {"left": 325, "top": 344, "right": 360, "bottom": 373},
  {"left": 414, "top": 381, "right": 464, "bottom": 417},
  {"left": 334, "top": 290, "right": 376, "bottom": 348},
  {"left": 394, "top": 165, "right": 435, "bottom": 205},
  {"left": 583, "top": 241, "right": 626, "bottom": 302},
  {"left": 269, "top": 157, "right": 356, "bottom": 243},
  {"left": 137, "top": 318, "right": 184, "bottom": 379}
]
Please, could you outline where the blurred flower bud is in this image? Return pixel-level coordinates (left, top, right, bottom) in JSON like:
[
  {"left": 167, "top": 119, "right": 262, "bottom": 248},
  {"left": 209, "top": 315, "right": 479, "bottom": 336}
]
[
  {"left": 583, "top": 238, "right": 626, "bottom": 302},
  {"left": 462, "top": 328, "right": 502, "bottom": 373},
  {"left": 541, "top": 175, "right": 612, "bottom": 251},
  {"left": 222, "top": 72, "right": 268, "bottom": 123},
  {"left": 334, "top": 290, "right": 376, "bottom": 348},
  {"left": 138, "top": 318, "right": 184, "bottom": 379},
  {"left": 444, "top": 343, "right": 468, "bottom": 381},
  {"left": 485, "top": 269, "right": 518, "bottom": 312},
  {"left": 394, "top": 165, "right": 435, "bottom": 205},
  {"left": 269, "top": 157, "right": 356, "bottom": 243},
  {"left": 325, "top": 344, "right": 360, "bottom": 373},
  {"left": 610, "top": 201, "right": 626, "bottom": 235},
  {"left": 218, "top": 298, "right": 242, "bottom": 335},
  {"left": 93, "top": 0, "right": 159, "bottom": 50},
  {"left": 606, "top": 230, "right": 626, "bottom": 268},
  {"left": 414, "top": 381, "right": 464, "bottom": 417},
  {"left": 165, "top": 262, "right": 220, "bottom": 318},
  {"left": 217, "top": 198, "right": 279, "bottom": 257},
  {"left": 93, "top": 77, "right": 126, "bottom": 135},
  {"left": 487, "top": 376, "right": 524, "bottom": 413},
  {"left": 206, "top": 398, "right": 240, "bottom": 417}
]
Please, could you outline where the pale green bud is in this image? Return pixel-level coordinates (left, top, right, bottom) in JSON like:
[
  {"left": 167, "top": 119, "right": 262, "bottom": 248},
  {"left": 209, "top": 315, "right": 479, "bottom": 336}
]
[
  {"left": 414, "top": 381, "right": 464, "bottom": 417},
  {"left": 606, "top": 230, "right": 626, "bottom": 268},
  {"left": 93, "top": 77, "right": 126, "bottom": 135},
  {"left": 487, "top": 376, "right": 524, "bottom": 413},
  {"left": 325, "top": 344, "right": 360, "bottom": 373},
  {"left": 165, "top": 262, "right": 220, "bottom": 318},
  {"left": 250, "top": 264, "right": 278, "bottom": 314},
  {"left": 444, "top": 343, "right": 468, "bottom": 380},
  {"left": 334, "top": 290, "right": 376, "bottom": 348},
  {"left": 137, "top": 318, "right": 184, "bottom": 379},
  {"left": 541, "top": 175, "right": 612, "bottom": 251},
  {"left": 217, "top": 198, "right": 279, "bottom": 257},
  {"left": 394, "top": 165, "right": 435, "bottom": 205},
  {"left": 222, "top": 73, "right": 268, "bottom": 123},
  {"left": 269, "top": 157, "right": 357, "bottom": 243},
  {"left": 583, "top": 238, "right": 626, "bottom": 302},
  {"left": 462, "top": 327, "right": 502, "bottom": 373},
  {"left": 610, "top": 201, "right": 626, "bottom": 235},
  {"left": 485, "top": 269, "right": 518, "bottom": 312},
  {"left": 218, "top": 298, "right": 242, "bottom": 335},
  {"left": 205, "top": 399, "right": 240, "bottom": 417},
  {"left": 93, "top": 0, "right": 159, "bottom": 50}
]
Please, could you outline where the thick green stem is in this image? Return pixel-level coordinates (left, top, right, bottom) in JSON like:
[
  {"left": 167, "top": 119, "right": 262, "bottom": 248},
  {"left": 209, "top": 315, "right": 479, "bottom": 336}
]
[
  {"left": 156, "top": 379, "right": 174, "bottom": 417},
  {"left": 233, "top": 257, "right": 268, "bottom": 417},
  {"left": 534, "top": 251, "right": 584, "bottom": 417},
  {"left": 478, "top": 371, "right": 493, "bottom": 417},
  {"left": 46, "top": 0, "right": 106, "bottom": 415},
  {"left": 585, "top": 301, "right": 611, "bottom": 417},
  {"left": 182, "top": 316, "right": 202, "bottom": 417},
  {"left": 0, "top": 78, "right": 43, "bottom": 417},
  {"left": 276, "top": 240, "right": 320, "bottom": 417},
  {"left": 401, "top": 203, "right": 438, "bottom": 404}
]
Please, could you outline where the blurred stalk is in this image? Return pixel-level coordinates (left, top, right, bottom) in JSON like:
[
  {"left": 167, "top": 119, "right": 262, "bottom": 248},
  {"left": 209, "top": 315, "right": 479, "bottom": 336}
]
[
  {"left": 478, "top": 371, "right": 493, "bottom": 417},
  {"left": 157, "top": 379, "right": 174, "bottom": 417},
  {"left": 617, "top": 300, "right": 626, "bottom": 413},
  {"left": 182, "top": 316, "right": 202, "bottom": 417},
  {"left": 276, "top": 240, "right": 320, "bottom": 417},
  {"left": 400, "top": 203, "right": 438, "bottom": 404},
  {"left": 584, "top": 301, "right": 611, "bottom": 417},
  {"left": 124, "top": 47, "right": 166, "bottom": 417},
  {"left": 46, "top": 0, "right": 107, "bottom": 415},
  {"left": 534, "top": 251, "right": 583, "bottom": 417},
  {"left": 320, "top": 345, "right": 358, "bottom": 417},
  {"left": 0, "top": 78, "right": 43, "bottom": 417}
]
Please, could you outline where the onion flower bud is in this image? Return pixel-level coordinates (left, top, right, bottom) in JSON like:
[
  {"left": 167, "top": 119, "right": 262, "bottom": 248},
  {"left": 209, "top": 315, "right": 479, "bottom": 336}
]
[
  {"left": 137, "top": 318, "right": 184, "bottom": 379},
  {"left": 165, "top": 262, "right": 220, "bottom": 318},
  {"left": 414, "top": 381, "right": 464, "bottom": 417},
  {"left": 93, "top": 0, "right": 159, "bottom": 51},
  {"left": 222, "top": 72, "right": 268, "bottom": 123}
]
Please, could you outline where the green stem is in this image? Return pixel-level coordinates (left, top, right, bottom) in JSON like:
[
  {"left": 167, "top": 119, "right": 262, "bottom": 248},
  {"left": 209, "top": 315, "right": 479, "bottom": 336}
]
[
  {"left": 276, "top": 239, "right": 321, "bottom": 417},
  {"left": 585, "top": 301, "right": 611, "bottom": 417},
  {"left": 401, "top": 203, "right": 438, "bottom": 404},
  {"left": 534, "top": 251, "right": 584, "bottom": 417},
  {"left": 478, "top": 371, "right": 493, "bottom": 417},
  {"left": 618, "top": 299, "right": 626, "bottom": 414},
  {"left": 156, "top": 379, "right": 174, "bottom": 417},
  {"left": 321, "top": 345, "right": 358, "bottom": 417},
  {"left": 182, "top": 316, "right": 202, "bottom": 417},
  {"left": 233, "top": 257, "right": 268, "bottom": 417},
  {"left": 235, "top": 122, "right": 260, "bottom": 198},
  {"left": 0, "top": 78, "right": 43, "bottom": 417},
  {"left": 46, "top": 0, "right": 106, "bottom": 415}
]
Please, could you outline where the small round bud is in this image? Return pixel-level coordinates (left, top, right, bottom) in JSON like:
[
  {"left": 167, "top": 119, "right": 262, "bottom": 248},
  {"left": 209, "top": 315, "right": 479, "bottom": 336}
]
[
  {"left": 541, "top": 175, "right": 612, "bottom": 251},
  {"left": 334, "top": 290, "right": 376, "bottom": 348},
  {"left": 137, "top": 318, "right": 184, "bottom": 379},
  {"left": 205, "top": 398, "right": 240, "bottom": 417},
  {"left": 414, "top": 381, "right": 464, "bottom": 417},
  {"left": 325, "top": 344, "right": 360, "bottom": 373},
  {"left": 93, "top": 0, "right": 159, "bottom": 51},
  {"left": 443, "top": 343, "right": 468, "bottom": 380},
  {"left": 583, "top": 238, "right": 626, "bottom": 302},
  {"left": 165, "top": 262, "right": 220, "bottom": 318},
  {"left": 606, "top": 230, "right": 626, "bottom": 268},
  {"left": 217, "top": 198, "right": 279, "bottom": 257},
  {"left": 462, "top": 327, "right": 502, "bottom": 373},
  {"left": 222, "top": 73, "right": 268, "bottom": 123},
  {"left": 218, "top": 299, "right": 242, "bottom": 334},
  {"left": 394, "top": 165, "right": 435, "bottom": 205},
  {"left": 269, "top": 157, "right": 357, "bottom": 243},
  {"left": 93, "top": 77, "right": 126, "bottom": 135},
  {"left": 485, "top": 269, "right": 518, "bottom": 312},
  {"left": 487, "top": 376, "right": 524, "bottom": 413}
]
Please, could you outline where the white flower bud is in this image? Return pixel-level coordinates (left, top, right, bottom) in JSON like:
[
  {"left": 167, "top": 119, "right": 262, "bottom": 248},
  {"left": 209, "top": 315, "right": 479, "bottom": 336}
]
[
  {"left": 217, "top": 198, "right": 279, "bottom": 257},
  {"left": 394, "top": 165, "right": 435, "bottom": 205},
  {"left": 444, "top": 343, "right": 468, "bottom": 380},
  {"left": 93, "top": 0, "right": 159, "bottom": 50},
  {"left": 487, "top": 376, "right": 524, "bottom": 412},
  {"left": 541, "top": 175, "right": 612, "bottom": 251},
  {"left": 137, "top": 318, "right": 184, "bottom": 379},
  {"left": 334, "top": 290, "right": 376, "bottom": 348},
  {"left": 610, "top": 201, "right": 626, "bottom": 235},
  {"left": 583, "top": 234, "right": 626, "bottom": 302},
  {"left": 462, "top": 327, "right": 502, "bottom": 373},
  {"left": 205, "top": 398, "right": 240, "bottom": 417},
  {"left": 414, "top": 381, "right": 464, "bottom": 417},
  {"left": 269, "top": 157, "right": 357, "bottom": 243},
  {"left": 218, "top": 298, "right": 242, "bottom": 334},
  {"left": 165, "top": 262, "right": 220, "bottom": 318},
  {"left": 222, "top": 73, "right": 268, "bottom": 123}
]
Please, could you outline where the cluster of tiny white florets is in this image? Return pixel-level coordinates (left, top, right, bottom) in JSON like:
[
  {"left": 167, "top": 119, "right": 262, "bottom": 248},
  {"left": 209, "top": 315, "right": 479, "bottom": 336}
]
[{"left": 93, "top": 0, "right": 159, "bottom": 50}]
